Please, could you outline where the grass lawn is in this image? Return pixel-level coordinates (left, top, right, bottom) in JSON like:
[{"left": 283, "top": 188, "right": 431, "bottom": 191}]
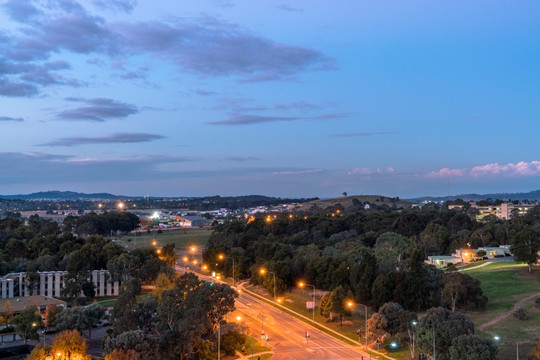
[
  {"left": 467, "top": 262, "right": 527, "bottom": 272},
  {"left": 458, "top": 260, "right": 487, "bottom": 270},
  {"left": 241, "top": 334, "right": 272, "bottom": 357},
  {"left": 468, "top": 265, "right": 539, "bottom": 316},
  {"left": 117, "top": 229, "right": 212, "bottom": 252},
  {"left": 468, "top": 264, "right": 540, "bottom": 358}
]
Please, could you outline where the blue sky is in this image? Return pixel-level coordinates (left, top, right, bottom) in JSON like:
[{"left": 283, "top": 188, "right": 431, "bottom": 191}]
[{"left": 1, "top": 0, "right": 540, "bottom": 198}]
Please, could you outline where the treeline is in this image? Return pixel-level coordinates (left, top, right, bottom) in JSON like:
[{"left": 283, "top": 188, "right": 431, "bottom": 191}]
[
  {"left": 0, "top": 213, "right": 139, "bottom": 275},
  {"left": 63, "top": 211, "right": 140, "bottom": 235},
  {"left": 204, "top": 206, "right": 540, "bottom": 312}
]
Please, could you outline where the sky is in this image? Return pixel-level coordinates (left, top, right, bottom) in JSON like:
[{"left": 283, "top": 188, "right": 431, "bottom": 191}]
[{"left": 1, "top": 0, "right": 540, "bottom": 198}]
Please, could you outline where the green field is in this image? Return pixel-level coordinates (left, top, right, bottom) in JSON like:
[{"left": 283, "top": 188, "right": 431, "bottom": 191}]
[
  {"left": 117, "top": 229, "right": 212, "bottom": 252},
  {"left": 468, "top": 263, "right": 540, "bottom": 358}
]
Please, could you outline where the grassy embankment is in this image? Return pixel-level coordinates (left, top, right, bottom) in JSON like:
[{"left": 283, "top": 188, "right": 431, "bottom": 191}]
[{"left": 468, "top": 262, "right": 540, "bottom": 359}]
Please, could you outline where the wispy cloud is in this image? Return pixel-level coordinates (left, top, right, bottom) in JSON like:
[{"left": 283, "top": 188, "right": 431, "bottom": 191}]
[
  {"left": 332, "top": 131, "right": 397, "bottom": 137},
  {"left": 92, "top": 0, "right": 137, "bottom": 13},
  {"left": 470, "top": 161, "right": 540, "bottom": 177},
  {"left": 425, "top": 161, "right": 540, "bottom": 178},
  {"left": 277, "top": 4, "right": 303, "bottom": 12},
  {"left": 271, "top": 169, "right": 322, "bottom": 176},
  {"left": 57, "top": 98, "right": 138, "bottom": 122},
  {"left": 0, "top": 116, "right": 23, "bottom": 122},
  {"left": 39, "top": 132, "right": 165, "bottom": 147},
  {"left": 0, "top": 1, "right": 334, "bottom": 98},
  {"left": 208, "top": 113, "right": 347, "bottom": 125},
  {"left": 348, "top": 167, "right": 372, "bottom": 176},
  {"left": 114, "top": 17, "right": 335, "bottom": 81},
  {"left": 425, "top": 168, "right": 467, "bottom": 178},
  {"left": 0, "top": 152, "right": 196, "bottom": 184}
]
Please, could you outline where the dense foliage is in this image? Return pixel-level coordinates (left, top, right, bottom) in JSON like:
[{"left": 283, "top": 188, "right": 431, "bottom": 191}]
[{"left": 205, "top": 206, "right": 540, "bottom": 311}]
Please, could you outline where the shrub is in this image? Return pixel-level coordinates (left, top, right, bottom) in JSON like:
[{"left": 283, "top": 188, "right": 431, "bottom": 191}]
[{"left": 513, "top": 307, "right": 529, "bottom": 321}]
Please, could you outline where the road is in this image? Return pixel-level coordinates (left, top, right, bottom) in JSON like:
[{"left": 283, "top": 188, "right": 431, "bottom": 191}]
[{"left": 177, "top": 266, "right": 377, "bottom": 360}]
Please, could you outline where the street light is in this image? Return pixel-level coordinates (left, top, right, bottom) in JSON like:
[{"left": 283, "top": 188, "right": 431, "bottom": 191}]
[
  {"left": 411, "top": 320, "right": 418, "bottom": 360},
  {"left": 431, "top": 324, "right": 436, "bottom": 360},
  {"left": 217, "top": 319, "right": 226, "bottom": 360},
  {"left": 494, "top": 335, "right": 519, "bottom": 360},
  {"left": 260, "top": 268, "right": 276, "bottom": 301},
  {"left": 218, "top": 254, "right": 236, "bottom": 286},
  {"left": 348, "top": 301, "right": 368, "bottom": 352},
  {"left": 298, "top": 282, "right": 316, "bottom": 324}
]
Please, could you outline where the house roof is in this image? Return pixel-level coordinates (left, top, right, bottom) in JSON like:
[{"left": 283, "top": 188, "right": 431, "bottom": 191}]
[{"left": 0, "top": 296, "right": 66, "bottom": 314}]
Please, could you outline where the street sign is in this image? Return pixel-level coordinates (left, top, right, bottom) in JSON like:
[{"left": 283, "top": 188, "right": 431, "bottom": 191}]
[{"left": 306, "top": 301, "right": 314, "bottom": 309}]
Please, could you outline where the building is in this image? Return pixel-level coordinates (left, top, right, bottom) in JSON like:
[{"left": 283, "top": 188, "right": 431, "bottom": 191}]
[
  {"left": 0, "top": 270, "right": 120, "bottom": 300},
  {"left": 452, "top": 245, "right": 512, "bottom": 263},
  {"left": 0, "top": 296, "right": 67, "bottom": 315},
  {"left": 174, "top": 215, "right": 211, "bottom": 227},
  {"left": 426, "top": 255, "right": 461, "bottom": 268}
]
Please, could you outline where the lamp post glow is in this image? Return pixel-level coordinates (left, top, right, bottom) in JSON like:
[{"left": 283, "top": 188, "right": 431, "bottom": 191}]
[
  {"left": 260, "top": 268, "right": 276, "bottom": 301},
  {"left": 494, "top": 335, "right": 519, "bottom": 360},
  {"left": 347, "top": 301, "right": 368, "bottom": 352},
  {"left": 411, "top": 320, "right": 418, "bottom": 359},
  {"left": 298, "top": 282, "right": 316, "bottom": 324}
]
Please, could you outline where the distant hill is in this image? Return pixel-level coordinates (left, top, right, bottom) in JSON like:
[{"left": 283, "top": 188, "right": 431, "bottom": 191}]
[
  {"left": 0, "top": 191, "right": 130, "bottom": 200},
  {"left": 410, "top": 189, "right": 540, "bottom": 203},
  {"left": 296, "top": 195, "right": 411, "bottom": 212}
]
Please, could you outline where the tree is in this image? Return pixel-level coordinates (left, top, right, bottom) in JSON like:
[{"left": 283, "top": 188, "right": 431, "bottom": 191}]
[
  {"left": 55, "top": 305, "right": 103, "bottom": 338},
  {"left": 46, "top": 305, "right": 64, "bottom": 330},
  {"left": 63, "top": 250, "right": 94, "bottom": 298},
  {"left": 371, "top": 272, "right": 396, "bottom": 310},
  {"left": 419, "top": 223, "right": 449, "bottom": 256},
  {"left": 51, "top": 330, "right": 91, "bottom": 360},
  {"left": 511, "top": 228, "right": 540, "bottom": 273},
  {"left": 9, "top": 306, "right": 42, "bottom": 345},
  {"left": 442, "top": 272, "right": 487, "bottom": 311},
  {"left": 378, "top": 302, "right": 404, "bottom": 336},
  {"left": 110, "top": 279, "right": 140, "bottom": 335},
  {"left": 154, "top": 273, "right": 175, "bottom": 301},
  {"left": 220, "top": 330, "right": 246, "bottom": 356},
  {"left": 84, "top": 304, "right": 105, "bottom": 339},
  {"left": 105, "top": 349, "right": 140, "bottom": 360},
  {"left": 343, "top": 192, "right": 348, "bottom": 197},
  {"left": 320, "top": 286, "right": 352, "bottom": 326},
  {"left": 160, "top": 243, "right": 177, "bottom": 267},
  {"left": 416, "top": 307, "right": 474, "bottom": 360},
  {"left": 367, "top": 312, "right": 388, "bottom": 342},
  {"left": 373, "top": 232, "right": 413, "bottom": 271},
  {"left": 448, "top": 335, "right": 498, "bottom": 360},
  {"left": 104, "top": 330, "right": 159, "bottom": 360},
  {"left": 25, "top": 261, "right": 40, "bottom": 295},
  {"left": 134, "top": 295, "right": 158, "bottom": 333},
  {"left": 442, "top": 281, "right": 466, "bottom": 311},
  {"left": 397, "top": 310, "right": 418, "bottom": 360}
]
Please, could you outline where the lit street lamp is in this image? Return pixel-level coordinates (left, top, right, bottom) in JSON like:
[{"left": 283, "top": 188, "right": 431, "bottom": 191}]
[
  {"left": 347, "top": 301, "right": 368, "bottom": 353},
  {"left": 494, "top": 335, "right": 519, "bottom": 360},
  {"left": 298, "top": 282, "right": 316, "bottom": 324},
  {"left": 260, "top": 268, "right": 276, "bottom": 301}
]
